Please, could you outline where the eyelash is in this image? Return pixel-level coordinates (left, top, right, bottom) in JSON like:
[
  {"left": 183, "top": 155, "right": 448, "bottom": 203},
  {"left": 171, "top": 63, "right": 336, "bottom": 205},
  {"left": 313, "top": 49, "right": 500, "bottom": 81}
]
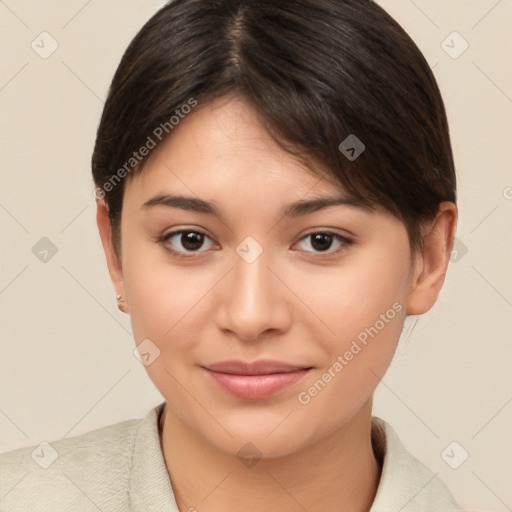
[{"left": 157, "top": 229, "right": 353, "bottom": 259}]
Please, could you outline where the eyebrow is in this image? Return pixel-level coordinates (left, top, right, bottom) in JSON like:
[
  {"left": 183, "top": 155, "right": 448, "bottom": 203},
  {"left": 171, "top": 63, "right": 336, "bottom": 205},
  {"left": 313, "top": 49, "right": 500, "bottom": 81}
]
[{"left": 141, "top": 193, "right": 372, "bottom": 219}]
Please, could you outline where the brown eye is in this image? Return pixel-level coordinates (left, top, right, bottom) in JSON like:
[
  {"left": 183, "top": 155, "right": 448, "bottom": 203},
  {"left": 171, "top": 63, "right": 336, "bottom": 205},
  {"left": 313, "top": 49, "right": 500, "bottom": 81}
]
[
  {"left": 310, "top": 233, "right": 334, "bottom": 252},
  {"left": 180, "top": 231, "right": 205, "bottom": 251},
  {"left": 295, "top": 232, "right": 352, "bottom": 255},
  {"left": 162, "top": 230, "right": 215, "bottom": 255}
]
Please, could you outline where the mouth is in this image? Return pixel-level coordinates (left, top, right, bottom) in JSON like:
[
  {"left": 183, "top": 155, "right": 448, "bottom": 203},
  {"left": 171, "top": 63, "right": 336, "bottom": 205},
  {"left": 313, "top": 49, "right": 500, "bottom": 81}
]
[{"left": 201, "top": 360, "right": 313, "bottom": 400}]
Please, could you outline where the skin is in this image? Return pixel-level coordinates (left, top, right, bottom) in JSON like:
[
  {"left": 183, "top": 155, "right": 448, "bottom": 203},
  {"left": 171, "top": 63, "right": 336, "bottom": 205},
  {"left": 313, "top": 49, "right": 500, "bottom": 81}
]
[{"left": 96, "top": 95, "right": 457, "bottom": 512}]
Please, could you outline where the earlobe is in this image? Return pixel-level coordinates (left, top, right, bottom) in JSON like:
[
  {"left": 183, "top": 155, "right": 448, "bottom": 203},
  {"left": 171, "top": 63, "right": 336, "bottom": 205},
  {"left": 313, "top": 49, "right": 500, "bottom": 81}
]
[
  {"left": 96, "top": 199, "right": 128, "bottom": 313},
  {"left": 406, "top": 201, "right": 457, "bottom": 315}
]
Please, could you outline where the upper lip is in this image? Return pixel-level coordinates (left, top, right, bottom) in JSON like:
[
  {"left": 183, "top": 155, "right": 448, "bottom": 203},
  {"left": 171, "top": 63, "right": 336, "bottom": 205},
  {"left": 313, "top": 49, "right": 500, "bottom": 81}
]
[{"left": 203, "top": 360, "right": 311, "bottom": 375}]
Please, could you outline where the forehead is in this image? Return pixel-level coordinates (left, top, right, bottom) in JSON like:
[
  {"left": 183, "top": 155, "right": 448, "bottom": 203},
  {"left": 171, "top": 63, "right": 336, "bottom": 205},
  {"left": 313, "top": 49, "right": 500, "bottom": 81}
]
[{"left": 123, "top": 95, "right": 345, "bottom": 203}]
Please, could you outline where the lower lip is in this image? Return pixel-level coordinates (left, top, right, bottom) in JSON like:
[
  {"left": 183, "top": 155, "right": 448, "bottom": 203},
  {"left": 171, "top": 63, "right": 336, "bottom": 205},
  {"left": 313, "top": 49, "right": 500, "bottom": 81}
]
[{"left": 203, "top": 368, "right": 311, "bottom": 400}]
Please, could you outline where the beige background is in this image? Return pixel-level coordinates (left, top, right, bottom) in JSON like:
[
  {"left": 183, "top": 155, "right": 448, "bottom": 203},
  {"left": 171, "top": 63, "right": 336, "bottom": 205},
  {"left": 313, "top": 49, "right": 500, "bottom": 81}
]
[{"left": 1, "top": 1, "right": 511, "bottom": 511}]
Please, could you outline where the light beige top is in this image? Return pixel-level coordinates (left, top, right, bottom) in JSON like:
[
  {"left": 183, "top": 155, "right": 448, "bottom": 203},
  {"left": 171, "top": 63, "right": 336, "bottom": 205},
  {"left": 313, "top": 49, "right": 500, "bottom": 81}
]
[{"left": 0, "top": 401, "right": 467, "bottom": 511}]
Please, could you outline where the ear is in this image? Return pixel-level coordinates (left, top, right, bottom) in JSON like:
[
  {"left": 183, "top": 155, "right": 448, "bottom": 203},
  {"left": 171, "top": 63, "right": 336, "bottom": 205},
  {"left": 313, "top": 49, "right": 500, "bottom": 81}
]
[
  {"left": 96, "top": 199, "right": 128, "bottom": 314},
  {"left": 406, "top": 201, "right": 457, "bottom": 315}
]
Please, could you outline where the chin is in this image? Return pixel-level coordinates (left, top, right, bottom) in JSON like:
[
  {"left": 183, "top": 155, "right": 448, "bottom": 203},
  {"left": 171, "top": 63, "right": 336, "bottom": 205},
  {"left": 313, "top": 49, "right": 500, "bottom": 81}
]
[{"left": 215, "top": 426, "right": 309, "bottom": 461}]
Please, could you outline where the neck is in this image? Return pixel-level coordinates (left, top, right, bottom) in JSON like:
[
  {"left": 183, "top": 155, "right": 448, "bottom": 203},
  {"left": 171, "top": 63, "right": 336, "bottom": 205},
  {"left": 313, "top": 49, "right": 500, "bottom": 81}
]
[{"left": 160, "top": 400, "right": 381, "bottom": 512}]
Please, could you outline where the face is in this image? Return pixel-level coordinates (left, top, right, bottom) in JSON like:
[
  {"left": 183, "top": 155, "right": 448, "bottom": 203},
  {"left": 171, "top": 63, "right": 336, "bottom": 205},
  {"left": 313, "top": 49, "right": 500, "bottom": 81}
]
[{"left": 113, "top": 96, "right": 417, "bottom": 457}]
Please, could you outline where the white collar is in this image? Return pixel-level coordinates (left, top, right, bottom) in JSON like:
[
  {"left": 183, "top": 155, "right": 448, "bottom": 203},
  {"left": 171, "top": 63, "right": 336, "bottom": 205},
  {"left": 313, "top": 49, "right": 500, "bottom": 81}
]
[
  {"left": 369, "top": 417, "right": 463, "bottom": 511},
  {"left": 129, "top": 402, "right": 463, "bottom": 511}
]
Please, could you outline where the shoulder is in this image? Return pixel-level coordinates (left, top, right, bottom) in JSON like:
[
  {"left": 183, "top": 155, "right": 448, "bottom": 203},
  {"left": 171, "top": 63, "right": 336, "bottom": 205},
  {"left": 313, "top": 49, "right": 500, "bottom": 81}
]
[
  {"left": 0, "top": 413, "right": 144, "bottom": 511},
  {"left": 370, "top": 417, "right": 471, "bottom": 512}
]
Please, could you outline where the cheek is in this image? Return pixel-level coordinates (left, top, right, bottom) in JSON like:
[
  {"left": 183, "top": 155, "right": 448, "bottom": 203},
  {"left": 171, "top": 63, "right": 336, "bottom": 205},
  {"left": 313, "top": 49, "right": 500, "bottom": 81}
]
[
  {"left": 292, "top": 247, "right": 410, "bottom": 420},
  {"left": 122, "top": 252, "right": 215, "bottom": 402},
  {"left": 296, "top": 246, "right": 410, "bottom": 346},
  {"left": 121, "top": 237, "right": 213, "bottom": 351}
]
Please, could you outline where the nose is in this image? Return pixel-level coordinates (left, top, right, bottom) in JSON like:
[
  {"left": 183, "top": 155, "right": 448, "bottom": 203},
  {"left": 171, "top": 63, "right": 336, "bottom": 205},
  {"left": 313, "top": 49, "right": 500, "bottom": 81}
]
[{"left": 215, "top": 245, "right": 292, "bottom": 342}]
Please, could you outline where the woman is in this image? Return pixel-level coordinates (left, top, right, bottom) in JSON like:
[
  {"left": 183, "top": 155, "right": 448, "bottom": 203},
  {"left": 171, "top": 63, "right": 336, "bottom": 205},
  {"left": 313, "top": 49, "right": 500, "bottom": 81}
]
[{"left": 0, "top": 0, "right": 467, "bottom": 510}]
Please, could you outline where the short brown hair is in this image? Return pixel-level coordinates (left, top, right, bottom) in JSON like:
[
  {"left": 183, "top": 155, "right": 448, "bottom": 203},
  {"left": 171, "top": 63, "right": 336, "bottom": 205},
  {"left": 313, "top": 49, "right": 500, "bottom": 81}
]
[{"left": 91, "top": 0, "right": 456, "bottom": 256}]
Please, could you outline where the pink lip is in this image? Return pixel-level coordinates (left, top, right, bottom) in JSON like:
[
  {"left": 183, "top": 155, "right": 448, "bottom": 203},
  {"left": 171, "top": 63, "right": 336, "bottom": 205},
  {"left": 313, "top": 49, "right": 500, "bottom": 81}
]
[{"left": 202, "top": 360, "right": 312, "bottom": 400}]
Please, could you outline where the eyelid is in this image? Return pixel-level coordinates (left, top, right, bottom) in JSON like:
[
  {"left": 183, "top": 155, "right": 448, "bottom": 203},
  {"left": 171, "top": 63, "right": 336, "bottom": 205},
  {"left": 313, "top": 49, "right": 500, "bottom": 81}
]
[{"left": 298, "top": 227, "right": 354, "bottom": 240}]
